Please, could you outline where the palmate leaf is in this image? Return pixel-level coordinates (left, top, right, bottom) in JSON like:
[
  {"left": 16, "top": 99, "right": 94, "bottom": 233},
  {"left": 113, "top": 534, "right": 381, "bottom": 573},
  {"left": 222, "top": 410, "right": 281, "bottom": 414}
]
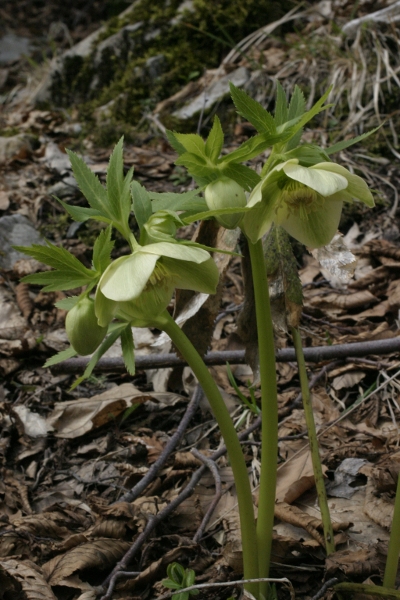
[
  {"left": 66, "top": 149, "right": 115, "bottom": 221},
  {"left": 170, "top": 132, "right": 206, "bottom": 158},
  {"left": 166, "top": 130, "right": 187, "bottom": 156},
  {"left": 131, "top": 181, "right": 152, "bottom": 231},
  {"left": 15, "top": 241, "right": 98, "bottom": 291},
  {"left": 106, "top": 137, "right": 124, "bottom": 221},
  {"left": 220, "top": 161, "right": 260, "bottom": 191},
  {"left": 325, "top": 126, "right": 381, "bottom": 155},
  {"left": 229, "top": 82, "right": 276, "bottom": 134},
  {"left": 92, "top": 226, "right": 114, "bottom": 273},
  {"left": 44, "top": 346, "right": 77, "bottom": 367},
  {"left": 287, "top": 85, "right": 306, "bottom": 120},
  {"left": 121, "top": 325, "right": 135, "bottom": 375},
  {"left": 149, "top": 189, "right": 207, "bottom": 213},
  {"left": 175, "top": 153, "right": 217, "bottom": 183},
  {"left": 205, "top": 115, "right": 224, "bottom": 162},
  {"left": 274, "top": 81, "right": 289, "bottom": 126},
  {"left": 222, "top": 132, "right": 282, "bottom": 164}
]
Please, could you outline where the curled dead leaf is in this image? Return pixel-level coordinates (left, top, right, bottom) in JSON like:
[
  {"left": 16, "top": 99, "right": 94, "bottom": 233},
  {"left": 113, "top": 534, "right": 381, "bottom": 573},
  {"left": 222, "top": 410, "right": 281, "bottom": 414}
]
[{"left": 0, "top": 559, "right": 57, "bottom": 600}]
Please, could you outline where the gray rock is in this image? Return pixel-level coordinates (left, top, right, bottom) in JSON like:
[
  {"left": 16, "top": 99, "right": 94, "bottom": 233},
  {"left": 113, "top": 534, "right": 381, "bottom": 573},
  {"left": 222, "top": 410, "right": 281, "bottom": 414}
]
[
  {"left": 0, "top": 33, "right": 31, "bottom": 65},
  {"left": 48, "top": 176, "right": 78, "bottom": 199},
  {"left": 146, "top": 54, "right": 166, "bottom": 81},
  {"left": 173, "top": 66, "right": 250, "bottom": 119},
  {"left": 0, "top": 214, "right": 43, "bottom": 271}
]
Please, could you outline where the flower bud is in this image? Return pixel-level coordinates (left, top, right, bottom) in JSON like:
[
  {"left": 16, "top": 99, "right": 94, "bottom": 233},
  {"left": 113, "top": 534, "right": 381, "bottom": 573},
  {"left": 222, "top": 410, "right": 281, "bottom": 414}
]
[
  {"left": 66, "top": 297, "right": 108, "bottom": 355},
  {"left": 205, "top": 177, "right": 246, "bottom": 229}
]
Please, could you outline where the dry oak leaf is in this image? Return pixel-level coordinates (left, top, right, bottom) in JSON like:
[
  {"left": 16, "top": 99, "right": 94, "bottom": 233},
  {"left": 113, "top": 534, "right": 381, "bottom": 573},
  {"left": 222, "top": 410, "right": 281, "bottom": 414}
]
[
  {"left": 326, "top": 546, "right": 382, "bottom": 579},
  {"left": 0, "top": 559, "right": 57, "bottom": 600},
  {"left": 42, "top": 539, "right": 131, "bottom": 586}
]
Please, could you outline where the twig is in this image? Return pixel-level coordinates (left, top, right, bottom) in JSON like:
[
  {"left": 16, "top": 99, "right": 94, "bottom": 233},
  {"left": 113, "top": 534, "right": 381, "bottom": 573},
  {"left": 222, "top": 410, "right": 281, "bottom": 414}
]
[
  {"left": 100, "top": 416, "right": 262, "bottom": 600},
  {"left": 311, "top": 578, "right": 338, "bottom": 600},
  {"left": 191, "top": 448, "right": 222, "bottom": 543},
  {"left": 117, "top": 385, "right": 203, "bottom": 504},
  {"left": 155, "top": 577, "right": 294, "bottom": 600},
  {"left": 52, "top": 336, "right": 400, "bottom": 373}
]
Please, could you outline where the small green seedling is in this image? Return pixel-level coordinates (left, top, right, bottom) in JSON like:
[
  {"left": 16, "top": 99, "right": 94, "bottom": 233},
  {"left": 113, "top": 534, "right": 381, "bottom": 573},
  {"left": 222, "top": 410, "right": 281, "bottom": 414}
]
[{"left": 162, "top": 562, "right": 199, "bottom": 600}]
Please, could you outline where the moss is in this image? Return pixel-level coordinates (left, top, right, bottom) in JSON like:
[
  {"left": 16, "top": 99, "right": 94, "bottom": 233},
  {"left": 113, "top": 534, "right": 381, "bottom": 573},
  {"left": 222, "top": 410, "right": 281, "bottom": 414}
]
[{"left": 48, "top": 0, "right": 295, "bottom": 143}]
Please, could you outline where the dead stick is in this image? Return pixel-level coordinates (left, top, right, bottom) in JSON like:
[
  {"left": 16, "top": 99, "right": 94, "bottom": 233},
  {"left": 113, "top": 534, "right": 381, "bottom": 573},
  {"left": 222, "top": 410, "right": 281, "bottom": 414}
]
[
  {"left": 191, "top": 448, "right": 222, "bottom": 543},
  {"left": 117, "top": 385, "right": 203, "bottom": 504},
  {"left": 100, "top": 417, "right": 262, "bottom": 599},
  {"left": 52, "top": 336, "right": 400, "bottom": 373}
]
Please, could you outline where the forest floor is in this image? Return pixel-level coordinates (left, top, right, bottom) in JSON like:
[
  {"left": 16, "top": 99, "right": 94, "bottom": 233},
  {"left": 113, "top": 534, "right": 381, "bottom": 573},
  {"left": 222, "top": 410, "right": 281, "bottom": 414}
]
[{"left": 1, "top": 2, "right": 400, "bottom": 599}]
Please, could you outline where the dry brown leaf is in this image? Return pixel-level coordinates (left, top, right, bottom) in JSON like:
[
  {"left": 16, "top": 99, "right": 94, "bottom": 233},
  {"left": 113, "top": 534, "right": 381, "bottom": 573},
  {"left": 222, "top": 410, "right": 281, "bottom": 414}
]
[
  {"left": 47, "top": 383, "right": 182, "bottom": 438},
  {"left": 0, "top": 559, "right": 57, "bottom": 600},
  {"left": 387, "top": 279, "right": 400, "bottom": 311},
  {"left": 276, "top": 448, "right": 318, "bottom": 504},
  {"left": 326, "top": 546, "right": 383, "bottom": 579},
  {"left": 274, "top": 502, "right": 325, "bottom": 546},
  {"left": 310, "top": 289, "right": 378, "bottom": 310},
  {"left": 331, "top": 370, "right": 366, "bottom": 391},
  {"left": 43, "top": 539, "right": 131, "bottom": 585}
]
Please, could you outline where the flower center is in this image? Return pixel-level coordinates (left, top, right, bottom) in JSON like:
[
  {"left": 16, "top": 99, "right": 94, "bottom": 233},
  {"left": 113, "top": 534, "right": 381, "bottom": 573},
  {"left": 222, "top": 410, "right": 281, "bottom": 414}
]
[
  {"left": 147, "top": 261, "right": 170, "bottom": 288},
  {"left": 279, "top": 181, "right": 324, "bottom": 220}
]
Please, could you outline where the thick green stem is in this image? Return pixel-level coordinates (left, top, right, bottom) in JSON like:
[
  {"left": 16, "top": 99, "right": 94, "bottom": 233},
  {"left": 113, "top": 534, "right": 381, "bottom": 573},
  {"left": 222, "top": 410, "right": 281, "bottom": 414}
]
[
  {"left": 248, "top": 238, "right": 279, "bottom": 599},
  {"left": 291, "top": 326, "right": 335, "bottom": 555},
  {"left": 156, "top": 310, "right": 259, "bottom": 598},
  {"left": 383, "top": 469, "right": 400, "bottom": 587}
]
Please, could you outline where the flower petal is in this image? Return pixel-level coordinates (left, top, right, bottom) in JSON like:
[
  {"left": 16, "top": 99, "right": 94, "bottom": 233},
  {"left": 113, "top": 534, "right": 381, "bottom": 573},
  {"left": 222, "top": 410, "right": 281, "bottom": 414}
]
[
  {"left": 284, "top": 162, "right": 348, "bottom": 196},
  {"left": 162, "top": 256, "right": 219, "bottom": 294},
  {"left": 94, "top": 288, "right": 118, "bottom": 327},
  {"left": 312, "top": 162, "right": 374, "bottom": 207},
  {"left": 143, "top": 242, "right": 210, "bottom": 263},
  {"left": 278, "top": 196, "right": 344, "bottom": 248},
  {"left": 241, "top": 178, "right": 281, "bottom": 243},
  {"left": 100, "top": 252, "right": 159, "bottom": 301}
]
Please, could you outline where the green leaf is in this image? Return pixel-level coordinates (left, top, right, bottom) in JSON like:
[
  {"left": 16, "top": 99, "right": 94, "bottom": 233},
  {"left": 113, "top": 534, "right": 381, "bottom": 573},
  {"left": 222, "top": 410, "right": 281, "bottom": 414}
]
[
  {"left": 274, "top": 81, "right": 288, "bottom": 126},
  {"left": 325, "top": 126, "right": 381, "bottom": 155},
  {"left": 121, "top": 325, "right": 135, "bottom": 375},
  {"left": 15, "top": 241, "right": 98, "bottom": 291},
  {"left": 44, "top": 346, "right": 77, "bottom": 367},
  {"left": 284, "top": 144, "right": 330, "bottom": 166},
  {"left": 171, "top": 133, "right": 206, "bottom": 158},
  {"left": 221, "top": 162, "right": 261, "bottom": 191},
  {"left": 120, "top": 166, "right": 134, "bottom": 221},
  {"left": 70, "top": 323, "right": 127, "bottom": 390},
  {"left": 182, "top": 205, "right": 251, "bottom": 225},
  {"left": 162, "top": 580, "right": 182, "bottom": 591},
  {"left": 131, "top": 181, "right": 152, "bottom": 231},
  {"left": 175, "top": 152, "right": 217, "bottom": 182},
  {"left": 172, "top": 592, "right": 189, "bottom": 600},
  {"left": 204, "top": 115, "right": 224, "bottom": 162},
  {"left": 184, "top": 569, "right": 196, "bottom": 587},
  {"left": 55, "top": 296, "right": 80, "bottom": 310},
  {"left": 229, "top": 82, "right": 276, "bottom": 134},
  {"left": 166, "top": 130, "right": 187, "bottom": 156},
  {"left": 106, "top": 137, "right": 125, "bottom": 221},
  {"left": 222, "top": 132, "right": 281, "bottom": 164},
  {"left": 92, "top": 226, "right": 114, "bottom": 273},
  {"left": 287, "top": 85, "right": 306, "bottom": 120},
  {"left": 149, "top": 190, "right": 207, "bottom": 213},
  {"left": 56, "top": 198, "right": 105, "bottom": 222},
  {"left": 291, "top": 87, "right": 333, "bottom": 135},
  {"left": 66, "top": 149, "right": 114, "bottom": 220}
]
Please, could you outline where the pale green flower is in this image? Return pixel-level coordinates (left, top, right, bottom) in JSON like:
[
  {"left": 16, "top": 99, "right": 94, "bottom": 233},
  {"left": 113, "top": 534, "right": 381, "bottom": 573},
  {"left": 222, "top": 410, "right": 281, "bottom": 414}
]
[
  {"left": 95, "top": 240, "right": 219, "bottom": 328},
  {"left": 241, "top": 159, "right": 374, "bottom": 248}
]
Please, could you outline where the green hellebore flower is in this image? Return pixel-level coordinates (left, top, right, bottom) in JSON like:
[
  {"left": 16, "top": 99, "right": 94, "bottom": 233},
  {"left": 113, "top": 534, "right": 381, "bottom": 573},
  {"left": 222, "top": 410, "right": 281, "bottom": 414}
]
[
  {"left": 205, "top": 177, "right": 247, "bottom": 229},
  {"left": 241, "top": 159, "right": 374, "bottom": 248},
  {"left": 95, "top": 241, "right": 219, "bottom": 328}
]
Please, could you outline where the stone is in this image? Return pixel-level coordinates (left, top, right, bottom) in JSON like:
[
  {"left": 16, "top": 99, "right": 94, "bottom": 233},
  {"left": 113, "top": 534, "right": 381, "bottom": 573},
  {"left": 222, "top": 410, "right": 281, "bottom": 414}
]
[
  {"left": 172, "top": 66, "right": 250, "bottom": 119},
  {"left": 0, "top": 214, "right": 43, "bottom": 271},
  {"left": 0, "top": 135, "right": 33, "bottom": 164}
]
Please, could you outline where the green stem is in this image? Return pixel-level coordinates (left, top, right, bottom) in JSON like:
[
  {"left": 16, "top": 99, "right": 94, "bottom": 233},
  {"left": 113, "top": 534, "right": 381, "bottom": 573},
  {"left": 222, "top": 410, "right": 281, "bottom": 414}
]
[
  {"left": 247, "top": 238, "right": 279, "bottom": 599},
  {"left": 291, "top": 326, "right": 335, "bottom": 555},
  {"left": 383, "top": 469, "right": 400, "bottom": 587},
  {"left": 156, "top": 310, "right": 260, "bottom": 599}
]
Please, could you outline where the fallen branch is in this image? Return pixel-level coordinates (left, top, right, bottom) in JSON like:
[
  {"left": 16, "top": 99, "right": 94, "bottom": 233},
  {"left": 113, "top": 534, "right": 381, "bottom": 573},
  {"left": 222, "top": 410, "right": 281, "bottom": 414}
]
[{"left": 52, "top": 336, "right": 400, "bottom": 373}]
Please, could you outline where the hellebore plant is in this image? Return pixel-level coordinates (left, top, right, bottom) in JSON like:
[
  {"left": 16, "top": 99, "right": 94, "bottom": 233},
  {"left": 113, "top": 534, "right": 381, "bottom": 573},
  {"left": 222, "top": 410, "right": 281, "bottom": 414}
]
[{"left": 16, "top": 82, "right": 382, "bottom": 600}]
